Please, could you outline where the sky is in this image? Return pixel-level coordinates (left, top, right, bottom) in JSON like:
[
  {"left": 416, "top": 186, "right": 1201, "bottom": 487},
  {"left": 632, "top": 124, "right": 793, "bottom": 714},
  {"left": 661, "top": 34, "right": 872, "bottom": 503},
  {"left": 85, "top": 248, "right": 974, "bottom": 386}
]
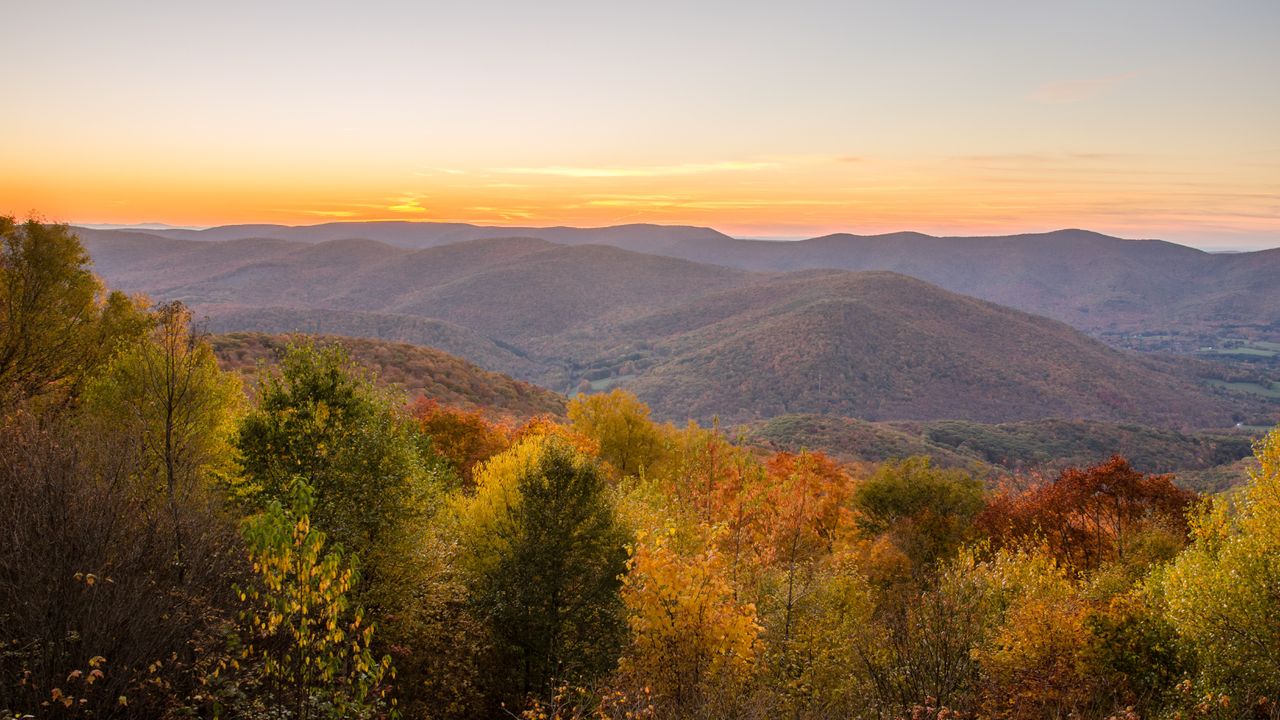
[{"left": 3, "top": 0, "right": 1278, "bottom": 249}]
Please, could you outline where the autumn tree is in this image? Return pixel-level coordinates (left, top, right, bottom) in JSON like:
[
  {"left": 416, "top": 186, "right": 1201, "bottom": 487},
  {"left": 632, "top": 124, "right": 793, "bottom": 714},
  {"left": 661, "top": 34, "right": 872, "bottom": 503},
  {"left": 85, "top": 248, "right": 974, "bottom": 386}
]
[
  {"left": 567, "top": 389, "right": 667, "bottom": 478},
  {"left": 82, "top": 301, "right": 242, "bottom": 583},
  {"left": 659, "top": 420, "right": 754, "bottom": 526},
  {"left": 410, "top": 397, "right": 509, "bottom": 487},
  {"left": 0, "top": 217, "right": 148, "bottom": 409},
  {"left": 852, "top": 456, "right": 984, "bottom": 573},
  {"left": 754, "top": 452, "right": 854, "bottom": 643},
  {"left": 774, "top": 558, "right": 879, "bottom": 718},
  {"left": 1156, "top": 427, "right": 1280, "bottom": 709},
  {"left": 618, "top": 524, "right": 762, "bottom": 715},
  {"left": 453, "top": 435, "right": 629, "bottom": 706},
  {"left": 844, "top": 552, "right": 990, "bottom": 717},
  {"left": 980, "top": 455, "right": 1195, "bottom": 573},
  {"left": 227, "top": 481, "right": 394, "bottom": 719},
  {"left": 962, "top": 547, "right": 1096, "bottom": 719}
]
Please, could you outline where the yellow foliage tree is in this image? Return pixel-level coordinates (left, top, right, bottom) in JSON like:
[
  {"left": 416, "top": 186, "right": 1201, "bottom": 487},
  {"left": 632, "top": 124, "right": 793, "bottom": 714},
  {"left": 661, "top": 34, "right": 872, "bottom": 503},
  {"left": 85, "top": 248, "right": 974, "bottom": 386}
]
[
  {"left": 567, "top": 389, "right": 668, "bottom": 478},
  {"left": 1157, "top": 425, "right": 1280, "bottom": 707},
  {"left": 230, "top": 482, "right": 394, "bottom": 719},
  {"left": 618, "top": 524, "right": 761, "bottom": 711},
  {"left": 961, "top": 546, "right": 1102, "bottom": 719}
]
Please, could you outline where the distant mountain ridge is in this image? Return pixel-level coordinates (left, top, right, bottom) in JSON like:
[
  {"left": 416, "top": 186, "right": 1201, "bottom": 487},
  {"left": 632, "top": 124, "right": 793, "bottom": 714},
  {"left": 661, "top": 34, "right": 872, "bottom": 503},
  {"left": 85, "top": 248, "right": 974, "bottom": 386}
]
[
  {"left": 80, "top": 221, "right": 1279, "bottom": 338},
  {"left": 76, "top": 226, "right": 1275, "bottom": 429},
  {"left": 134, "top": 220, "right": 733, "bottom": 254}
]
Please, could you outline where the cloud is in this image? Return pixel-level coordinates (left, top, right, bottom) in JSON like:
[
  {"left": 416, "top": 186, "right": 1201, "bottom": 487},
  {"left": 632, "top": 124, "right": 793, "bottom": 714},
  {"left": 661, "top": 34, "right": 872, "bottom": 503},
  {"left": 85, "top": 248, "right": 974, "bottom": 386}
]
[
  {"left": 575, "top": 195, "right": 846, "bottom": 210},
  {"left": 387, "top": 195, "right": 428, "bottom": 213},
  {"left": 1028, "top": 73, "right": 1137, "bottom": 104},
  {"left": 493, "top": 161, "right": 777, "bottom": 178},
  {"left": 298, "top": 209, "right": 359, "bottom": 218}
]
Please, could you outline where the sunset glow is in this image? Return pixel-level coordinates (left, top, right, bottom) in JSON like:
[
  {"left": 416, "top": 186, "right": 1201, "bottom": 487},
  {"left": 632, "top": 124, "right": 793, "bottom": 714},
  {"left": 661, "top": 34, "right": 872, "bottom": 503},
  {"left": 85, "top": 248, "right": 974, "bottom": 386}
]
[{"left": 4, "top": 0, "right": 1278, "bottom": 248}]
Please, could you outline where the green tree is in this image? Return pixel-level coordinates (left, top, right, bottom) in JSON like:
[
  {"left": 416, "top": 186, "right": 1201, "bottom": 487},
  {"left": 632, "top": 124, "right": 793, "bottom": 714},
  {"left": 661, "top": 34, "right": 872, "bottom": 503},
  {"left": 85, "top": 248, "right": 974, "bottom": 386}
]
[
  {"left": 234, "top": 341, "right": 441, "bottom": 569},
  {"left": 853, "top": 456, "right": 985, "bottom": 573},
  {"left": 0, "top": 217, "right": 148, "bottom": 409},
  {"left": 455, "top": 436, "right": 629, "bottom": 704},
  {"left": 82, "top": 301, "right": 242, "bottom": 582}
]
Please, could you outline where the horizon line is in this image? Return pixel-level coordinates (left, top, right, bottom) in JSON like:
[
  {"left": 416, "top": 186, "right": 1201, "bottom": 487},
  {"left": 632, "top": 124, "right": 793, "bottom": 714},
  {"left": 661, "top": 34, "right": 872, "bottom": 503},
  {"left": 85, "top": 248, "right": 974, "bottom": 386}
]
[{"left": 63, "top": 218, "right": 1280, "bottom": 253}]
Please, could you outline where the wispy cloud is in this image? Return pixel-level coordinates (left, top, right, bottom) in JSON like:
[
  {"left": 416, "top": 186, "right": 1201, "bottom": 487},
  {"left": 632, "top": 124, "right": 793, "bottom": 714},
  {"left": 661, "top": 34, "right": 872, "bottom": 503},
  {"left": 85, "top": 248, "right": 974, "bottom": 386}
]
[
  {"left": 575, "top": 195, "right": 846, "bottom": 210},
  {"left": 383, "top": 194, "right": 429, "bottom": 213},
  {"left": 1028, "top": 72, "right": 1137, "bottom": 104},
  {"left": 493, "top": 161, "right": 777, "bottom": 178},
  {"left": 298, "top": 209, "right": 359, "bottom": 218}
]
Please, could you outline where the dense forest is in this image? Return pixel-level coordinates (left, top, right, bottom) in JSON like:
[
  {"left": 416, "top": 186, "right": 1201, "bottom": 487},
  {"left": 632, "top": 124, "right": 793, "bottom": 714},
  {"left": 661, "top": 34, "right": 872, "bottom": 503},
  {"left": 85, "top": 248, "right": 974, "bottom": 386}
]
[{"left": 3, "top": 218, "right": 1278, "bottom": 719}]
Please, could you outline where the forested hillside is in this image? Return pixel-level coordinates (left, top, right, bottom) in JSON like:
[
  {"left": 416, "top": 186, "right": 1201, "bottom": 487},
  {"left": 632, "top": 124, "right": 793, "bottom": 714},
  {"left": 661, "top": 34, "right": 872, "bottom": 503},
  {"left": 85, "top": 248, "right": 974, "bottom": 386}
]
[
  {"left": 4, "top": 219, "right": 1280, "bottom": 719},
  {"left": 201, "top": 307, "right": 542, "bottom": 378},
  {"left": 618, "top": 271, "right": 1249, "bottom": 426},
  {"left": 211, "top": 332, "right": 565, "bottom": 419},
  {"left": 79, "top": 227, "right": 1275, "bottom": 429},
  {"left": 81, "top": 222, "right": 1280, "bottom": 344},
  {"left": 743, "top": 414, "right": 1258, "bottom": 492}
]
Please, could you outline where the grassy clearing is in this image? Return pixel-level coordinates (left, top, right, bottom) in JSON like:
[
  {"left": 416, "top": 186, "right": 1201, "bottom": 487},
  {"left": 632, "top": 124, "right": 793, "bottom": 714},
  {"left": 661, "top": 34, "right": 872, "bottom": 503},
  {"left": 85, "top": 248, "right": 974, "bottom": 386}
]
[
  {"left": 1207, "top": 379, "right": 1280, "bottom": 399},
  {"left": 1203, "top": 347, "right": 1277, "bottom": 357}
]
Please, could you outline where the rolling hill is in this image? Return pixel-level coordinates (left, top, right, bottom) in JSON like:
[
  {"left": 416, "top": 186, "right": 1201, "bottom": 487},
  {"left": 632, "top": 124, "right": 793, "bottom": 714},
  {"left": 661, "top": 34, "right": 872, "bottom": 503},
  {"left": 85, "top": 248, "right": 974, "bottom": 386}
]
[
  {"left": 131, "top": 220, "right": 733, "bottom": 252},
  {"left": 200, "top": 308, "right": 542, "bottom": 379},
  {"left": 79, "top": 227, "right": 1275, "bottom": 429},
  {"left": 80, "top": 222, "right": 1280, "bottom": 340},
  {"left": 644, "top": 228, "right": 1280, "bottom": 337},
  {"left": 211, "top": 333, "right": 565, "bottom": 419},
  {"left": 617, "top": 271, "right": 1252, "bottom": 426},
  {"left": 77, "top": 231, "right": 752, "bottom": 345}
]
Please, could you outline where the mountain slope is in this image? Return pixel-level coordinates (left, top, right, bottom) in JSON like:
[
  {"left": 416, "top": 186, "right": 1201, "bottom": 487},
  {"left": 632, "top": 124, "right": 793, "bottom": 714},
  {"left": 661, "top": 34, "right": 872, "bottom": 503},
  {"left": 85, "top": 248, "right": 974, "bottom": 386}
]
[
  {"left": 200, "top": 307, "right": 541, "bottom": 379},
  {"left": 212, "top": 333, "right": 565, "bottom": 419},
  {"left": 79, "top": 233, "right": 751, "bottom": 344},
  {"left": 634, "top": 229, "right": 1280, "bottom": 335},
  {"left": 742, "top": 414, "right": 1257, "bottom": 491},
  {"left": 80, "top": 228, "right": 1272, "bottom": 429},
  {"left": 83, "top": 222, "right": 1279, "bottom": 338},
  {"left": 621, "top": 271, "right": 1246, "bottom": 426}
]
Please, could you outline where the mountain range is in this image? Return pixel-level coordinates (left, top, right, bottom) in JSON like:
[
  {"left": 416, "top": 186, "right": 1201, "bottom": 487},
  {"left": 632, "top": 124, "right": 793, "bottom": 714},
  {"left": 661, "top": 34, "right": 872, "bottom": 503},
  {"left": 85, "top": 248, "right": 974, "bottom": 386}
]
[
  {"left": 108, "top": 220, "right": 1280, "bottom": 338},
  {"left": 73, "top": 222, "right": 1278, "bottom": 429}
]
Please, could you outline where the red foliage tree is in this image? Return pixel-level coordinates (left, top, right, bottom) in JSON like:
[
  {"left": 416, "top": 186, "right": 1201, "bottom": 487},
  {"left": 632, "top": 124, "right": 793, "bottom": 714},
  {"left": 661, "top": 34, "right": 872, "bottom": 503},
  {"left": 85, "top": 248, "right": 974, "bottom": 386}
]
[
  {"left": 978, "top": 456, "right": 1196, "bottom": 572},
  {"left": 409, "top": 398, "right": 510, "bottom": 487}
]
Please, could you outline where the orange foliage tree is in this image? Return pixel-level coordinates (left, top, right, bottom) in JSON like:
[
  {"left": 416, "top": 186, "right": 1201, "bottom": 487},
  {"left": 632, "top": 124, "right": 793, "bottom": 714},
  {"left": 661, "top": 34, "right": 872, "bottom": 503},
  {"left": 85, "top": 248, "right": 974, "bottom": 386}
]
[
  {"left": 409, "top": 398, "right": 510, "bottom": 487},
  {"left": 979, "top": 456, "right": 1195, "bottom": 572},
  {"left": 618, "top": 524, "right": 761, "bottom": 712},
  {"left": 756, "top": 452, "right": 855, "bottom": 642}
]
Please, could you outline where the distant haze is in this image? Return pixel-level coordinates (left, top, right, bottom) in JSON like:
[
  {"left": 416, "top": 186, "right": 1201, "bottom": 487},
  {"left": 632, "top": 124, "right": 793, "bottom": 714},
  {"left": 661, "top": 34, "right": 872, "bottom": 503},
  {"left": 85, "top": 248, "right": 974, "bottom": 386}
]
[{"left": 4, "top": 1, "right": 1278, "bottom": 249}]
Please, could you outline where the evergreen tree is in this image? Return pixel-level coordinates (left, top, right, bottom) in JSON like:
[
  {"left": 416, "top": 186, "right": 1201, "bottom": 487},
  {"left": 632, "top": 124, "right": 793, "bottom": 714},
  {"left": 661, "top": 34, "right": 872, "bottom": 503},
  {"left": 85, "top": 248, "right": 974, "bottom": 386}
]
[{"left": 460, "top": 437, "right": 629, "bottom": 703}]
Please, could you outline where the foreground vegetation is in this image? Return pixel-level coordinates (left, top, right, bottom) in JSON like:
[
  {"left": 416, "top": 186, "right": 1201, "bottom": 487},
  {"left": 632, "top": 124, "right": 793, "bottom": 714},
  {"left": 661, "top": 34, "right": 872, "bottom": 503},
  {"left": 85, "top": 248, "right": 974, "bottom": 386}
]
[
  {"left": 744, "top": 415, "right": 1260, "bottom": 493},
  {"left": 3, "top": 219, "right": 1279, "bottom": 719}
]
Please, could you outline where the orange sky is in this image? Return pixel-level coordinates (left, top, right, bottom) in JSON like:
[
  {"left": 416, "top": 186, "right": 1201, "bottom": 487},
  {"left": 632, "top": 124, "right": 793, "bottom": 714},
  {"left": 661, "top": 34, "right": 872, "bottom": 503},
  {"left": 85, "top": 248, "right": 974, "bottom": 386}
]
[{"left": 4, "top": 1, "right": 1278, "bottom": 249}]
